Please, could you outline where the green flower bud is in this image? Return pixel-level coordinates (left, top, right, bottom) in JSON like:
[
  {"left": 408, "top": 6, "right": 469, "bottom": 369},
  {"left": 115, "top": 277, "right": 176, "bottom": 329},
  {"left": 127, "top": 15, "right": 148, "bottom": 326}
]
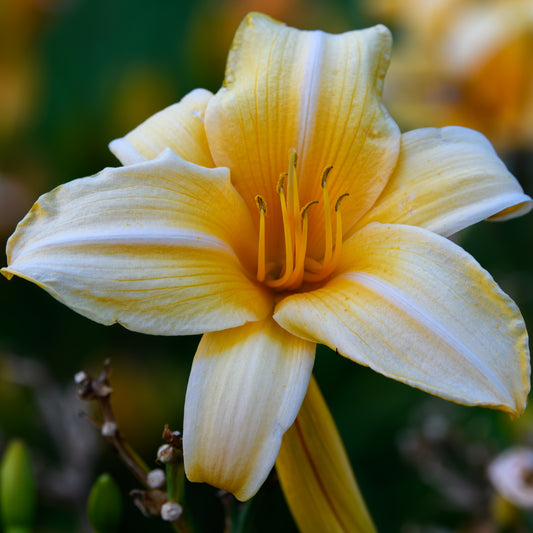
[
  {"left": 0, "top": 439, "right": 36, "bottom": 533},
  {"left": 87, "top": 473, "right": 123, "bottom": 533}
]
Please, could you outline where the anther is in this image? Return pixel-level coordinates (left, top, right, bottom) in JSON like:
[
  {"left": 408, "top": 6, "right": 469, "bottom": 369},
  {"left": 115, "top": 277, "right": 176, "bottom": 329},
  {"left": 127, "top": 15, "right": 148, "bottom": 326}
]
[
  {"left": 277, "top": 173, "right": 287, "bottom": 194},
  {"left": 255, "top": 195, "right": 267, "bottom": 282},
  {"left": 321, "top": 166, "right": 333, "bottom": 188},
  {"left": 255, "top": 195, "right": 267, "bottom": 213},
  {"left": 301, "top": 200, "right": 319, "bottom": 218},
  {"left": 335, "top": 193, "right": 349, "bottom": 211},
  {"left": 287, "top": 148, "right": 300, "bottom": 223},
  {"left": 321, "top": 166, "right": 334, "bottom": 268},
  {"left": 255, "top": 150, "right": 345, "bottom": 291}
]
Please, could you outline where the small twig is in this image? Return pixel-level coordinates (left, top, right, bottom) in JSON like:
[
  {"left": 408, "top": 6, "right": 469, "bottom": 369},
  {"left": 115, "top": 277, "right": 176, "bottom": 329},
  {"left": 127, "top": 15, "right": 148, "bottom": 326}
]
[
  {"left": 76, "top": 361, "right": 195, "bottom": 532},
  {"left": 76, "top": 359, "right": 151, "bottom": 485}
]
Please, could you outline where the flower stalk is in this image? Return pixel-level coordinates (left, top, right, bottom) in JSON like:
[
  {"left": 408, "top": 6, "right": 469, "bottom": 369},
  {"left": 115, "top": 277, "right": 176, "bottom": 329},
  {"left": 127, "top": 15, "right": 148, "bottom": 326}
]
[{"left": 77, "top": 362, "right": 193, "bottom": 533}]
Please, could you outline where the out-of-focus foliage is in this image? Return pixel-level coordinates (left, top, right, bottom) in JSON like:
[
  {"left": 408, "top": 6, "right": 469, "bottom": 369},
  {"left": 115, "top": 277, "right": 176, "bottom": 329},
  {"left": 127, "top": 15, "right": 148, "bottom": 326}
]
[
  {"left": 0, "top": 0, "right": 532, "bottom": 532},
  {"left": 0, "top": 439, "right": 36, "bottom": 533},
  {"left": 87, "top": 473, "right": 123, "bottom": 533}
]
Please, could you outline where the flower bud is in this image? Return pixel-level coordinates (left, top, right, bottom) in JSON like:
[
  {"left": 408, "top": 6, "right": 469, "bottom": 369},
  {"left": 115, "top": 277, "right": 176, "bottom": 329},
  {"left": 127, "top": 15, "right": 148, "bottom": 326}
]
[
  {"left": 161, "top": 501, "right": 182, "bottom": 521},
  {"left": 157, "top": 444, "right": 179, "bottom": 464},
  {"left": 101, "top": 421, "right": 118, "bottom": 437},
  {"left": 147, "top": 468, "right": 166, "bottom": 489},
  {"left": 87, "top": 473, "right": 123, "bottom": 533},
  {"left": 0, "top": 439, "right": 36, "bottom": 533}
]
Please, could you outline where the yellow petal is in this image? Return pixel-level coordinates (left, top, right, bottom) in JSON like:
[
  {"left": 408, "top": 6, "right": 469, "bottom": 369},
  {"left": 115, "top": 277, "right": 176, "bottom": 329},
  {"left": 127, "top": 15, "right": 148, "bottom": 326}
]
[
  {"left": 356, "top": 127, "right": 532, "bottom": 236},
  {"left": 274, "top": 223, "right": 530, "bottom": 417},
  {"left": 3, "top": 150, "right": 272, "bottom": 335},
  {"left": 109, "top": 88, "right": 215, "bottom": 167},
  {"left": 205, "top": 13, "right": 400, "bottom": 258},
  {"left": 183, "top": 318, "right": 315, "bottom": 501},
  {"left": 276, "top": 375, "right": 376, "bottom": 533}
]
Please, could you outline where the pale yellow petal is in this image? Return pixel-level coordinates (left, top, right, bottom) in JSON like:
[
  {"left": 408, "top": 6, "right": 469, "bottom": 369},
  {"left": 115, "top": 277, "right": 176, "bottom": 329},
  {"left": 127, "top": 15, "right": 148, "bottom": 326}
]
[
  {"left": 276, "top": 375, "right": 376, "bottom": 533},
  {"left": 183, "top": 318, "right": 315, "bottom": 501},
  {"left": 109, "top": 88, "right": 215, "bottom": 167},
  {"left": 205, "top": 12, "right": 400, "bottom": 258},
  {"left": 3, "top": 150, "right": 272, "bottom": 335},
  {"left": 357, "top": 127, "right": 533, "bottom": 236},
  {"left": 275, "top": 223, "right": 530, "bottom": 416}
]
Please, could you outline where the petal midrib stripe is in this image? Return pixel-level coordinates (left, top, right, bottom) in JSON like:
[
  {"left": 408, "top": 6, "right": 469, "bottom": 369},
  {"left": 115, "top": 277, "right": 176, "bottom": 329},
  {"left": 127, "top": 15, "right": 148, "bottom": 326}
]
[
  {"left": 13, "top": 229, "right": 233, "bottom": 258},
  {"left": 342, "top": 271, "right": 513, "bottom": 405}
]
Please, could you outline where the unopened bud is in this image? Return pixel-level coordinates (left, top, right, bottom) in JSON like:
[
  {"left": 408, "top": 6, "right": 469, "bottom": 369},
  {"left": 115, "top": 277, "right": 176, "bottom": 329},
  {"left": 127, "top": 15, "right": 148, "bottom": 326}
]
[
  {"left": 101, "top": 421, "right": 118, "bottom": 437},
  {"left": 0, "top": 440, "right": 36, "bottom": 531},
  {"left": 74, "top": 370, "right": 89, "bottom": 384},
  {"left": 161, "top": 501, "right": 182, "bottom": 522},
  {"left": 157, "top": 444, "right": 178, "bottom": 464},
  {"left": 147, "top": 469, "right": 166, "bottom": 489},
  {"left": 87, "top": 473, "right": 122, "bottom": 532}
]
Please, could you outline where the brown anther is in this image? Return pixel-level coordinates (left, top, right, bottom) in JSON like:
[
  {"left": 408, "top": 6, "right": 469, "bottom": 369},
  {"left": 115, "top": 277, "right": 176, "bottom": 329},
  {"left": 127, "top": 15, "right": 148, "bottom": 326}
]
[
  {"left": 301, "top": 200, "right": 319, "bottom": 218},
  {"left": 335, "top": 193, "right": 350, "bottom": 211},
  {"left": 321, "top": 166, "right": 333, "bottom": 187},
  {"left": 277, "top": 173, "right": 287, "bottom": 193},
  {"left": 255, "top": 195, "right": 267, "bottom": 213}
]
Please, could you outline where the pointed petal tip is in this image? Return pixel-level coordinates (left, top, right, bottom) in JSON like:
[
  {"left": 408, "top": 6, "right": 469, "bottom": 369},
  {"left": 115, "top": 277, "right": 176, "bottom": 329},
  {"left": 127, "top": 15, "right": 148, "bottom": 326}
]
[
  {"left": 184, "top": 467, "right": 259, "bottom": 502},
  {"left": 240, "top": 11, "right": 285, "bottom": 28},
  {"left": 275, "top": 224, "right": 530, "bottom": 417},
  {"left": 479, "top": 391, "right": 528, "bottom": 420},
  {"left": 487, "top": 197, "right": 533, "bottom": 222},
  {"left": 1, "top": 267, "right": 14, "bottom": 281},
  {"left": 108, "top": 138, "right": 145, "bottom": 166},
  {"left": 183, "top": 319, "right": 315, "bottom": 502},
  {"left": 109, "top": 88, "right": 215, "bottom": 167}
]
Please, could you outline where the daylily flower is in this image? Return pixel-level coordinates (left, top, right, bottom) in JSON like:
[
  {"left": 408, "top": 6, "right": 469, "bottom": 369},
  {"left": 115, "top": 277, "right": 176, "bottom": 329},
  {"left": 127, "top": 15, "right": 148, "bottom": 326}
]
[{"left": 2, "top": 12, "right": 532, "bottom": 503}]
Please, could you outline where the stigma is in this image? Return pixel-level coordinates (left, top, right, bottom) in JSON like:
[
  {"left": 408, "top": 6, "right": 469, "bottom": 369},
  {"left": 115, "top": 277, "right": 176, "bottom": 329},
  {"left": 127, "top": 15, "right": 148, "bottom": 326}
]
[{"left": 255, "top": 149, "right": 348, "bottom": 292}]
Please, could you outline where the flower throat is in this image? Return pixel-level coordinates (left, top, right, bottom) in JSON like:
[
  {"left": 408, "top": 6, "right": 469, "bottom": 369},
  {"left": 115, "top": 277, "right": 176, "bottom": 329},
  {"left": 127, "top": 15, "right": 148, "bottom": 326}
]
[{"left": 255, "top": 149, "right": 348, "bottom": 292}]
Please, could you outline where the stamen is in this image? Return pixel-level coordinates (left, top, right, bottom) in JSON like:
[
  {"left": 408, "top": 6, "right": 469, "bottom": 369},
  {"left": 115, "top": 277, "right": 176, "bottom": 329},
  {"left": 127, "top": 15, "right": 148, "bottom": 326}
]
[
  {"left": 254, "top": 151, "right": 345, "bottom": 291},
  {"left": 255, "top": 195, "right": 267, "bottom": 282},
  {"left": 303, "top": 193, "right": 349, "bottom": 283},
  {"left": 331, "top": 193, "right": 349, "bottom": 265},
  {"left": 302, "top": 199, "right": 319, "bottom": 218},
  {"left": 286, "top": 148, "right": 300, "bottom": 223},
  {"left": 335, "top": 193, "right": 349, "bottom": 212},
  {"left": 286, "top": 201, "right": 318, "bottom": 290},
  {"left": 321, "top": 166, "right": 334, "bottom": 267},
  {"left": 266, "top": 174, "right": 294, "bottom": 288}
]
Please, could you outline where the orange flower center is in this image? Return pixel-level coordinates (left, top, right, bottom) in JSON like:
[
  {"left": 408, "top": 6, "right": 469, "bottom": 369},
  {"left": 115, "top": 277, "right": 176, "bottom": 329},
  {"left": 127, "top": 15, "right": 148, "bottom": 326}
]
[{"left": 255, "top": 149, "right": 348, "bottom": 292}]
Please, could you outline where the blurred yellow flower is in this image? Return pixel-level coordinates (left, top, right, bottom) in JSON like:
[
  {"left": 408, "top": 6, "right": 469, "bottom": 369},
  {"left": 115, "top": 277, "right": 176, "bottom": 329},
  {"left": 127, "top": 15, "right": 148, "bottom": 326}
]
[
  {"left": 0, "top": 0, "right": 42, "bottom": 140},
  {"left": 368, "top": 0, "right": 533, "bottom": 149},
  {"left": 2, "top": 12, "right": 532, "bottom": 507}
]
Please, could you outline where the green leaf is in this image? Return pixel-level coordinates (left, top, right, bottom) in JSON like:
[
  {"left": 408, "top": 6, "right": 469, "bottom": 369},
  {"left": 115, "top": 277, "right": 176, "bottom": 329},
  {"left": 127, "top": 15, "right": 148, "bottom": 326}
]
[
  {"left": 0, "top": 439, "right": 36, "bottom": 532},
  {"left": 87, "top": 473, "right": 123, "bottom": 533}
]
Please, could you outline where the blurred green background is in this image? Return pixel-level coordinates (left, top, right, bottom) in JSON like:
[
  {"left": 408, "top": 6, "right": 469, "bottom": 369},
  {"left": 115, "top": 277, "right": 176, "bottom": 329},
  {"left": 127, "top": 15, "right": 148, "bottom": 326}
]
[{"left": 1, "top": 0, "right": 532, "bottom": 531}]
